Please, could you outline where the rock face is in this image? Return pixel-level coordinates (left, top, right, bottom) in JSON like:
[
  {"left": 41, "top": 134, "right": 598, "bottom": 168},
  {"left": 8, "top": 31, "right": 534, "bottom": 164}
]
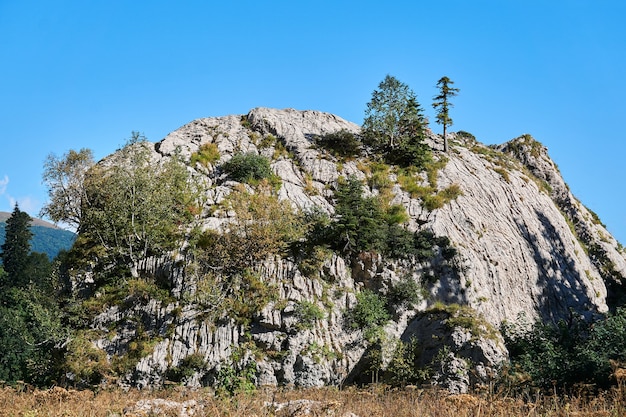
[{"left": 82, "top": 108, "right": 626, "bottom": 393}]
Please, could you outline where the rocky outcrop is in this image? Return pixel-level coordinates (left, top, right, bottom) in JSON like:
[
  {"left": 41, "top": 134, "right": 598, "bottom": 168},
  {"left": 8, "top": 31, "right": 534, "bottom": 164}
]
[
  {"left": 497, "top": 135, "right": 626, "bottom": 308},
  {"left": 82, "top": 108, "right": 626, "bottom": 392}
]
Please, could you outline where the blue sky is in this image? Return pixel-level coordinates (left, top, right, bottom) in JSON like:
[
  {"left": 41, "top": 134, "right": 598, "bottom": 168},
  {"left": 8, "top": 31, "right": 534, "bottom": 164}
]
[{"left": 1, "top": 1, "right": 625, "bottom": 243}]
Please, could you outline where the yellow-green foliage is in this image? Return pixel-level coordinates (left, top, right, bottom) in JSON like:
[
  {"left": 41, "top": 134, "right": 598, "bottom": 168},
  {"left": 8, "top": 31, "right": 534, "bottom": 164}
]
[
  {"left": 259, "top": 133, "right": 278, "bottom": 149},
  {"left": 398, "top": 172, "right": 433, "bottom": 200},
  {"left": 303, "top": 173, "right": 319, "bottom": 196},
  {"left": 507, "top": 134, "right": 544, "bottom": 158},
  {"left": 440, "top": 183, "right": 463, "bottom": 201},
  {"left": 385, "top": 204, "right": 409, "bottom": 224},
  {"left": 190, "top": 143, "right": 220, "bottom": 167},
  {"left": 298, "top": 245, "right": 333, "bottom": 279},
  {"left": 127, "top": 278, "right": 174, "bottom": 305},
  {"left": 195, "top": 181, "right": 303, "bottom": 323},
  {"left": 400, "top": 170, "right": 462, "bottom": 211},
  {"left": 111, "top": 328, "right": 163, "bottom": 375},
  {"left": 207, "top": 181, "right": 305, "bottom": 270},
  {"left": 428, "top": 302, "right": 499, "bottom": 341},
  {"left": 368, "top": 161, "right": 392, "bottom": 190},
  {"left": 226, "top": 269, "right": 277, "bottom": 326},
  {"left": 425, "top": 157, "right": 448, "bottom": 188},
  {"left": 63, "top": 331, "right": 111, "bottom": 386},
  {"left": 494, "top": 167, "right": 510, "bottom": 183},
  {"left": 397, "top": 157, "right": 460, "bottom": 211}
]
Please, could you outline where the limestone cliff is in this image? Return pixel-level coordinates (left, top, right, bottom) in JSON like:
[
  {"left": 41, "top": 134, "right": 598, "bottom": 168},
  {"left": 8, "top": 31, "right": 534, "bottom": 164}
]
[{"left": 78, "top": 108, "right": 626, "bottom": 393}]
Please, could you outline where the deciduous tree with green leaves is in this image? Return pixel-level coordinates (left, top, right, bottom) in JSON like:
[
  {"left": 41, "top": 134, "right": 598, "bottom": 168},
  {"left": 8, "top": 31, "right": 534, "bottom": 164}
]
[
  {"left": 40, "top": 148, "right": 95, "bottom": 230},
  {"left": 44, "top": 134, "right": 200, "bottom": 280},
  {"left": 80, "top": 138, "right": 198, "bottom": 278},
  {"left": 432, "top": 76, "right": 460, "bottom": 153},
  {"left": 362, "top": 75, "right": 430, "bottom": 168}
]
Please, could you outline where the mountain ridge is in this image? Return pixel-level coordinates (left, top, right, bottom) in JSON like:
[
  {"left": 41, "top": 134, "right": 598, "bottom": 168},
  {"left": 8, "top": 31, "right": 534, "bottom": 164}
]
[
  {"left": 0, "top": 211, "right": 62, "bottom": 229},
  {"left": 0, "top": 212, "right": 76, "bottom": 259}
]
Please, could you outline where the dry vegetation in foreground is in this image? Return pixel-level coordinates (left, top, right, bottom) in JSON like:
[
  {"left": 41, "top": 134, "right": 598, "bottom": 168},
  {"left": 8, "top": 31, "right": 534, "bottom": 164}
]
[{"left": 1, "top": 385, "right": 626, "bottom": 417}]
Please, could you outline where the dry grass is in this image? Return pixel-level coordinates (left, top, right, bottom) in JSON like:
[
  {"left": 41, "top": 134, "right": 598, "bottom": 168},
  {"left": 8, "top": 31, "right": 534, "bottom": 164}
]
[{"left": 1, "top": 384, "right": 626, "bottom": 417}]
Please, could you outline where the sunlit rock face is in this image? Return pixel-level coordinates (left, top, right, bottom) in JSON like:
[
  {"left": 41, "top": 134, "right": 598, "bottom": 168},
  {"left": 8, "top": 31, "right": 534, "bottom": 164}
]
[{"left": 84, "top": 108, "right": 625, "bottom": 391}]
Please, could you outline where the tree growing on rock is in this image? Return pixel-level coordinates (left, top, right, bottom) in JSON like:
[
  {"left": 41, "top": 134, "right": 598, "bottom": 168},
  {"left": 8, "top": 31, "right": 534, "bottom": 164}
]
[
  {"left": 42, "top": 135, "right": 200, "bottom": 279},
  {"left": 40, "top": 148, "right": 95, "bottom": 230},
  {"left": 362, "top": 75, "right": 430, "bottom": 168},
  {"left": 433, "top": 76, "right": 460, "bottom": 153},
  {"left": 81, "top": 139, "right": 198, "bottom": 277}
]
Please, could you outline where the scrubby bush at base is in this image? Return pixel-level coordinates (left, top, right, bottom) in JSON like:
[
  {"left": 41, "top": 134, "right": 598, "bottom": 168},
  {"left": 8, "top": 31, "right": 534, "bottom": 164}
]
[{"left": 502, "top": 308, "right": 626, "bottom": 391}]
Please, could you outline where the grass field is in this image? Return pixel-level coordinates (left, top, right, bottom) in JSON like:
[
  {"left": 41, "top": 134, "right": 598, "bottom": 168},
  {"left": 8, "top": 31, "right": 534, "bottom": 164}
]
[{"left": 1, "top": 385, "right": 625, "bottom": 417}]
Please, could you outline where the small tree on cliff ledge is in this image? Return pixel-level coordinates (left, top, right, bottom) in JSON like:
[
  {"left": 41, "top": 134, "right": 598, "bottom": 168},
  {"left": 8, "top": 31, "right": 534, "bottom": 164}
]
[{"left": 433, "top": 76, "right": 459, "bottom": 153}]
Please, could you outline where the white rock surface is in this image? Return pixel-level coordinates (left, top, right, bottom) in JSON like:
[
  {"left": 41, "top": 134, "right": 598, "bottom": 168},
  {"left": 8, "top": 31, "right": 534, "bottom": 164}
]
[{"left": 85, "top": 108, "right": 626, "bottom": 391}]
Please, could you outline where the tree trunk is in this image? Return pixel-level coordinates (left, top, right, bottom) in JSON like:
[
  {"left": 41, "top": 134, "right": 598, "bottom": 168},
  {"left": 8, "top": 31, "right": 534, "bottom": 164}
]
[{"left": 443, "top": 124, "right": 448, "bottom": 153}]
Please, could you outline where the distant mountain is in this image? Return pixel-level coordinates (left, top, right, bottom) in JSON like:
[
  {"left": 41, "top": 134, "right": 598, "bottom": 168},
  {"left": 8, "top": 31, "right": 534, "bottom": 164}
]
[{"left": 0, "top": 212, "right": 76, "bottom": 260}]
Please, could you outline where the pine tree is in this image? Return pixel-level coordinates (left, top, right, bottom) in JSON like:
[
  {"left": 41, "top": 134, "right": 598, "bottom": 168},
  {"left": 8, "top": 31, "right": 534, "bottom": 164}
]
[
  {"left": 433, "top": 76, "right": 460, "bottom": 153},
  {"left": 0, "top": 205, "right": 62, "bottom": 386},
  {"left": 0, "top": 204, "right": 33, "bottom": 288}
]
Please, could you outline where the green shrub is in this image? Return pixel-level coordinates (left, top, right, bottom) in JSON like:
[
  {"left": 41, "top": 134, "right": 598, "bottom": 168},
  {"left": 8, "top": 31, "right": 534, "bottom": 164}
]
[
  {"left": 425, "top": 157, "right": 448, "bottom": 188},
  {"left": 191, "top": 143, "right": 220, "bottom": 167},
  {"left": 368, "top": 161, "right": 392, "bottom": 191},
  {"left": 316, "top": 129, "right": 362, "bottom": 158},
  {"left": 385, "top": 204, "right": 409, "bottom": 225},
  {"left": 332, "top": 176, "right": 388, "bottom": 255},
  {"left": 215, "top": 360, "right": 257, "bottom": 396},
  {"left": 387, "top": 274, "right": 423, "bottom": 309},
  {"left": 422, "top": 184, "right": 463, "bottom": 211},
  {"left": 166, "top": 352, "right": 207, "bottom": 383},
  {"left": 348, "top": 289, "right": 390, "bottom": 342},
  {"left": 440, "top": 184, "right": 463, "bottom": 201},
  {"left": 63, "top": 331, "right": 111, "bottom": 387},
  {"left": 494, "top": 167, "right": 510, "bottom": 183},
  {"left": 398, "top": 172, "right": 433, "bottom": 199},
  {"left": 502, "top": 308, "right": 626, "bottom": 391},
  {"left": 294, "top": 300, "right": 326, "bottom": 330},
  {"left": 385, "top": 337, "right": 430, "bottom": 386},
  {"left": 226, "top": 269, "right": 276, "bottom": 326},
  {"left": 423, "top": 194, "right": 445, "bottom": 211},
  {"left": 127, "top": 278, "right": 174, "bottom": 305},
  {"left": 385, "top": 224, "right": 417, "bottom": 259},
  {"left": 223, "top": 152, "right": 273, "bottom": 184},
  {"left": 259, "top": 133, "right": 278, "bottom": 149},
  {"left": 456, "top": 131, "right": 476, "bottom": 143}
]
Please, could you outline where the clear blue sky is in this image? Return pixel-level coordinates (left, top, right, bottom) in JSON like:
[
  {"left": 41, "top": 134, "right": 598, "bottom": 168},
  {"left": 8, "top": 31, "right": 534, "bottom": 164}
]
[{"left": 1, "top": 1, "right": 625, "bottom": 243}]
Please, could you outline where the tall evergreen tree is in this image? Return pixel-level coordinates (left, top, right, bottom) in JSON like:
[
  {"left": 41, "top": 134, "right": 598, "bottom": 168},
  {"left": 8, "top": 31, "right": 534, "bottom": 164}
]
[
  {"left": 0, "top": 204, "right": 33, "bottom": 288},
  {"left": 432, "top": 76, "right": 460, "bottom": 153},
  {"left": 0, "top": 205, "right": 63, "bottom": 386}
]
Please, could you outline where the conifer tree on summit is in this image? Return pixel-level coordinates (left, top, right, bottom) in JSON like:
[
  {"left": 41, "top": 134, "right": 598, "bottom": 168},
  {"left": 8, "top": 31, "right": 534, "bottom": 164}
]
[{"left": 433, "top": 76, "right": 459, "bottom": 153}]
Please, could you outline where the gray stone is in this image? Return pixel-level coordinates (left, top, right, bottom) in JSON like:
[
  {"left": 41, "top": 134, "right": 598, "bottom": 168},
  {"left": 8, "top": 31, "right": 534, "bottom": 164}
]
[{"left": 81, "top": 108, "right": 626, "bottom": 393}]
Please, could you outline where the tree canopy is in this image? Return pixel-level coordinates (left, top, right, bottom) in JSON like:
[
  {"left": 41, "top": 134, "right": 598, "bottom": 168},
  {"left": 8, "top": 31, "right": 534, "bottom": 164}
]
[
  {"left": 362, "top": 75, "right": 430, "bottom": 168},
  {"left": 43, "top": 136, "right": 199, "bottom": 279},
  {"left": 41, "top": 148, "right": 95, "bottom": 230},
  {"left": 0, "top": 205, "right": 64, "bottom": 386}
]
